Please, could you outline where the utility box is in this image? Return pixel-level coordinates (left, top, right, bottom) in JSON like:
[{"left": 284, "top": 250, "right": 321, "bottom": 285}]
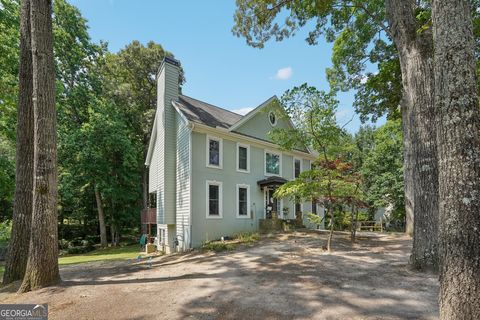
[{"left": 145, "top": 243, "right": 156, "bottom": 254}]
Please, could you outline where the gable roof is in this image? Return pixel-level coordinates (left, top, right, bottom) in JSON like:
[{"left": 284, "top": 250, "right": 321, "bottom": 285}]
[
  {"left": 146, "top": 94, "right": 315, "bottom": 166},
  {"left": 228, "top": 96, "right": 277, "bottom": 131},
  {"left": 175, "top": 95, "right": 242, "bottom": 129}
]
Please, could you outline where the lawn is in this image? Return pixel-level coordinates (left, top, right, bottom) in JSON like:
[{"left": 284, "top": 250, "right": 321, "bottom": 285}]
[
  {"left": 0, "top": 244, "right": 145, "bottom": 278},
  {"left": 59, "top": 244, "right": 145, "bottom": 265}
]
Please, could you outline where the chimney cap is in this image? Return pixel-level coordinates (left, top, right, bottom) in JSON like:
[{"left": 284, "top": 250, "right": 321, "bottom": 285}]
[{"left": 163, "top": 56, "right": 180, "bottom": 67}]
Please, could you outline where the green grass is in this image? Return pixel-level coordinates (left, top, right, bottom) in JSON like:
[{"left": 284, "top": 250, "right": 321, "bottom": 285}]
[
  {"left": 201, "top": 232, "right": 260, "bottom": 252},
  {"left": 0, "top": 245, "right": 145, "bottom": 280},
  {"left": 59, "top": 244, "right": 144, "bottom": 265}
]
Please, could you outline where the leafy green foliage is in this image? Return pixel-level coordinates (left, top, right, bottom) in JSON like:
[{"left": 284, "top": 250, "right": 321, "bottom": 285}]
[
  {"left": 102, "top": 41, "right": 183, "bottom": 142},
  {"left": 360, "top": 119, "right": 404, "bottom": 216},
  {"left": 233, "top": 1, "right": 480, "bottom": 123},
  {"left": 0, "top": 0, "right": 178, "bottom": 242},
  {"left": 271, "top": 84, "right": 364, "bottom": 212},
  {"left": 0, "top": 220, "right": 12, "bottom": 243}
]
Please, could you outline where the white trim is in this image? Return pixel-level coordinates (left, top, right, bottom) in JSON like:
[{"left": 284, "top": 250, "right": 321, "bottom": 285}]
[
  {"left": 191, "top": 122, "right": 315, "bottom": 160},
  {"left": 236, "top": 184, "right": 251, "bottom": 219},
  {"left": 229, "top": 96, "right": 277, "bottom": 131},
  {"left": 294, "top": 202, "right": 303, "bottom": 214},
  {"left": 236, "top": 142, "right": 250, "bottom": 173},
  {"left": 293, "top": 157, "right": 302, "bottom": 179},
  {"left": 264, "top": 149, "right": 282, "bottom": 176},
  {"left": 280, "top": 199, "right": 284, "bottom": 219},
  {"left": 206, "top": 135, "right": 223, "bottom": 169},
  {"left": 172, "top": 101, "right": 190, "bottom": 124},
  {"left": 263, "top": 188, "right": 283, "bottom": 218},
  {"left": 188, "top": 125, "right": 193, "bottom": 248},
  {"left": 206, "top": 180, "right": 223, "bottom": 219},
  {"left": 145, "top": 112, "right": 158, "bottom": 166}
]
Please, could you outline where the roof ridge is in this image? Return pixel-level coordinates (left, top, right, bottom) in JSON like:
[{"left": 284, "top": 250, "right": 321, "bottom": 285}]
[{"left": 179, "top": 94, "right": 243, "bottom": 117}]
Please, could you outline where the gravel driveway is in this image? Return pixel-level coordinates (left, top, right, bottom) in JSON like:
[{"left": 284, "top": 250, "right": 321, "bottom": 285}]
[{"left": 0, "top": 231, "right": 439, "bottom": 320}]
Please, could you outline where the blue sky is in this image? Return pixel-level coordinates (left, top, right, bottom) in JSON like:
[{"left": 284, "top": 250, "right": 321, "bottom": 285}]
[{"left": 69, "top": 0, "right": 383, "bottom": 133}]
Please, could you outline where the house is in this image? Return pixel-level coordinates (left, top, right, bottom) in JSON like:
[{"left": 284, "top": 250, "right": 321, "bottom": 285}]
[{"left": 145, "top": 57, "right": 325, "bottom": 253}]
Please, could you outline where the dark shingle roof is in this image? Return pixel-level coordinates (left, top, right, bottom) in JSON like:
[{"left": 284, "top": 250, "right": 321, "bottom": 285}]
[{"left": 175, "top": 95, "right": 243, "bottom": 129}]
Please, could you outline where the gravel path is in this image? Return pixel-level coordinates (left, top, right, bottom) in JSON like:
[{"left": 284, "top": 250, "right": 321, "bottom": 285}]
[{"left": 0, "top": 231, "right": 439, "bottom": 320}]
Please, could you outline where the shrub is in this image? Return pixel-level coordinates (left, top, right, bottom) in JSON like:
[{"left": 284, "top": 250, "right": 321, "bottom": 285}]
[
  {"left": 0, "top": 220, "right": 12, "bottom": 243},
  {"left": 233, "top": 232, "right": 259, "bottom": 244},
  {"left": 66, "top": 246, "right": 95, "bottom": 254},
  {"left": 58, "top": 238, "right": 69, "bottom": 250},
  {"left": 201, "top": 241, "right": 234, "bottom": 252}
]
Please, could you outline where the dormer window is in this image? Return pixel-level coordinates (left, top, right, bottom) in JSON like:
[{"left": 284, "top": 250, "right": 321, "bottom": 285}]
[{"left": 268, "top": 111, "right": 277, "bottom": 126}]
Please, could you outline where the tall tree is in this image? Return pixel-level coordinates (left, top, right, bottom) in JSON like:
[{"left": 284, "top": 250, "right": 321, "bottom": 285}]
[
  {"left": 432, "top": 0, "right": 480, "bottom": 317},
  {"left": 3, "top": 0, "right": 33, "bottom": 285},
  {"left": 19, "top": 0, "right": 60, "bottom": 292},
  {"left": 360, "top": 119, "right": 404, "bottom": 223},
  {"left": 0, "top": 0, "right": 20, "bottom": 221},
  {"left": 102, "top": 41, "right": 183, "bottom": 210},
  {"left": 233, "top": 0, "right": 438, "bottom": 270}
]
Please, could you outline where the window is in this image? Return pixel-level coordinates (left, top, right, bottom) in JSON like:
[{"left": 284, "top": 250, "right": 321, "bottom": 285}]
[
  {"left": 206, "top": 181, "right": 222, "bottom": 218},
  {"left": 236, "top": 143, "right": 250, "bottom": 173},
  {"left": 268, "top": 111, "right": 277, "bottom": 126},
  {"left": 265, "top": 150, "right": 281, "bottom": 176},
  {"left": 236, "top": 184, "right": 250, "bottom": 218},
  {"left": 206, "top": 135, "right": 222, "bottom": 168},
  {"left": 312, "top": 200, "right": 318, "bottom": 215},
  {"left": 294, "top": 158, "right": 301, "bottom": 178}
]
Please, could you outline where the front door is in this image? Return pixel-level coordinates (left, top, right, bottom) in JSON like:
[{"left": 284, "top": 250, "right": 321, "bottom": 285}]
[{"left": 264, "top": 188, "right": 280, "bottom": 219}]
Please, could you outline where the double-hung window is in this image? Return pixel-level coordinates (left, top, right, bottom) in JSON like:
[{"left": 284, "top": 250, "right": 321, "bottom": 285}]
[
  {"left": 206, "top": 135, "right": 222, "bottom": 169},
  {"left": 237, "top": 143, "right": 250, "bottom": 173},
  {"left": 265, "top": 150, "right": 281, "bottom": 176},
  {"left": 236, "top": 184, "right": 250, "bottom": 218},
  {"left": 206, "top": 181, "right": 222, "bottom": 218}
]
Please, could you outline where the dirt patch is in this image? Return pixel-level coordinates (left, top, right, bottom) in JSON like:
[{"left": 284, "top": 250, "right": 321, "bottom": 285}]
[{"left": 0, "top": 231, "right": 438, "bottom": 320}]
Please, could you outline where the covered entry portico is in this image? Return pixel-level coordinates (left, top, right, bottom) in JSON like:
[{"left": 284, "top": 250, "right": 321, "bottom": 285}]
[{"left": 257, "top": 176, "right": 287, "bottom": 219}]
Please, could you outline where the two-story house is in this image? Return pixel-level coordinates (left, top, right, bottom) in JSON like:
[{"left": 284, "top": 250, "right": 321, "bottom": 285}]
[{"left": 145, "top": 57, "right": 324, "bottom": 253}]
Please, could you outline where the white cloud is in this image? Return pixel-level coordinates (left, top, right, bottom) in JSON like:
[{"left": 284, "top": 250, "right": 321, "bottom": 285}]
[
  {"left": 335, "top": 108, "right": 352, "bottom": 119},
  {"left": 273, "top": 67, "right": 293, "bottom": 80},
  {"left": 232, "top": 107, "right": 254, "bottom": 115}
]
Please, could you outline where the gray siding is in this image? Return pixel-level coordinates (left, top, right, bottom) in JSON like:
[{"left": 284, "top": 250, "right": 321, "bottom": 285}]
[
  {"left": 151, "top": 61, "right": 179, "bottom": 226},
  {"left": 175, "top": 114, "right": 191, "bottom": 250},
  {"left": 190, "top": 131, "right": 316, "bottom": 247},
  {"left": 161, "top": 64, "right": 179, "bottom": 225}
]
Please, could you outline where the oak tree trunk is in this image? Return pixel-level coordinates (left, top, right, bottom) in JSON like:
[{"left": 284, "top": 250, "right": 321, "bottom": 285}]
[
  {"left": 19, "top": 0, "right": 60, "bottom": 292},
  {"left": 432, "top": 0, "right": 480, "bottom": 317},
  {"left": 403, "top": 116, "right": 414, "bottom": 236},
  {"left": 94, "top": 185, "right": 107, "bottom": 247},
  {"left": 3, "top": 0, "right": 34, "bottom": 285},
  {"left": 385, "top": 0, "right": 439, "bottom": 271}
]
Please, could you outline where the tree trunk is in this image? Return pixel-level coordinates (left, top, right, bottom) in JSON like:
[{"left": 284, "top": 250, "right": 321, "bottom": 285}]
[
  {"left": 432, "top": 1, "right": 480, "bottom": 318},
  {"left": 3, "top": 0, "right": 34, "bottom": 285},
  {"left": 403, "top": 116, "right": 414, "bottom": 236},
  {"left": 385, "top": 0, "right": 439, "bottom": 271},
  {"left": 94, "top": 185, "right": 107, "bottom": 247},
  {"left": 326, "top": 206, "right": 334, "bottom": 252},
  {"left": 19, "top": 0, "right": 60, "bottom": 292},
  {"left": 350, "top": 204, "right": 356, "bottom": 243}
]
